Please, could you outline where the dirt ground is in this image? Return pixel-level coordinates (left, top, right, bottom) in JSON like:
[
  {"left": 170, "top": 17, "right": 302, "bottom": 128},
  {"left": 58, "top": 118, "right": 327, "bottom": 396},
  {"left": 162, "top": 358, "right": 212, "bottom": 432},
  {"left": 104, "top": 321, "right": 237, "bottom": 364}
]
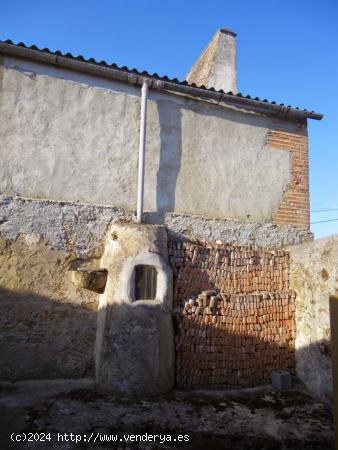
[{"left": 0, "top": 379, "right": 334, "bottom": 450}]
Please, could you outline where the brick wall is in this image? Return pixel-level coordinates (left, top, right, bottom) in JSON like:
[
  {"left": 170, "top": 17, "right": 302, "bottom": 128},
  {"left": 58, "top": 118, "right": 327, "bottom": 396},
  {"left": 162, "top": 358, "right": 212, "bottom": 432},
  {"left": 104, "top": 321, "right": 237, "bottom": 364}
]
[
  {"left": 169, "top": 240, "right": 295, "bottom": 388},
  {"left": 267, "top": 128, "right": 310, "bottom": 229}
]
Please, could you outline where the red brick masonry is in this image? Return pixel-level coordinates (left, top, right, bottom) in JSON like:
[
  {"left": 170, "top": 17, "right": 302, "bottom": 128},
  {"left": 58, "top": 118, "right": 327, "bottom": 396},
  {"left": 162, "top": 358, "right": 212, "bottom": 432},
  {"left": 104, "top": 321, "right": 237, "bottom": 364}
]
[
  {"left": 267, "top": 129, "right": 310, "bottom": 229},
  {"left": 169, "top": 240, "right": 295, "bottom": 388}
]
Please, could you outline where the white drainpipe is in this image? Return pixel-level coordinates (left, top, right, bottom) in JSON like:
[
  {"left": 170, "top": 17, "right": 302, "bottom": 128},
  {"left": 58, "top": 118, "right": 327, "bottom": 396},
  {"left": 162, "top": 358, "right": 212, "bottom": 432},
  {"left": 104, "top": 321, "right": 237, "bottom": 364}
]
[{"left": 136, "top": 79, "right": 150, "bottom": 223}]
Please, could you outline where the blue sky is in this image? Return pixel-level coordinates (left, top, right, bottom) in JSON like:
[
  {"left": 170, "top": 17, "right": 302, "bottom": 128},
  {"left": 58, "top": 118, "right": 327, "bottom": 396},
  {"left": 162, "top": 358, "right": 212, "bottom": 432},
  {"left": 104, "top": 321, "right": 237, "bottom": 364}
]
[{"left": 1, "top": 0, "right": 337, "bottom": 239}]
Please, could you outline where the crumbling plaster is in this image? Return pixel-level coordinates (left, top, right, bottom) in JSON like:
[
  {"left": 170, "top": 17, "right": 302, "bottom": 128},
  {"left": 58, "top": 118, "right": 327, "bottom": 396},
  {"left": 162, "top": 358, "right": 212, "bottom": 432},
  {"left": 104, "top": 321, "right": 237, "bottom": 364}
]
[
  {"left": 0, "top": 195, "right": 133, "bottom": 256},
  {"left": 0, "top": 50, "right": 313, "bottom": 383},
  {"left": 164, "top": 213, "right": 313, "bottom": 248},
  {"left": 0, "top": 56, "right": 305, "bottom": 222},
  {"left": 0, "top": 196, "right": 313, "bottom": 255},
  {"left": 0, "top": 234, "right": 98, "bottom": 379},
  {"left": 0, "top": 195, "right": 130, "bottom": 380},
  {"left": 0, "top": 194, "right": 319, "bottom": 384}
]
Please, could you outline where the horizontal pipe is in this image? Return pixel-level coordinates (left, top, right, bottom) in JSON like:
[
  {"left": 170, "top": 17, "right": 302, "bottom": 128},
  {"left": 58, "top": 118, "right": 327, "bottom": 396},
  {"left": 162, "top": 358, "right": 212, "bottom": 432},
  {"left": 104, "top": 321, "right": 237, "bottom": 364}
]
[{"left": 0, "top": 42, "right": 323, "bottom": 121}]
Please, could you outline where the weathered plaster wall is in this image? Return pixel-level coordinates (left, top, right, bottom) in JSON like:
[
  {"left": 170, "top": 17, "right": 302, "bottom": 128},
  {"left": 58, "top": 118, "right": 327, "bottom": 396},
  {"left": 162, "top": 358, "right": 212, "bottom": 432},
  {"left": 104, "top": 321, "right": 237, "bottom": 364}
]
[
  {"left": 0, "top": 196, "right": 133, "bottom": 380},
  {"left": 0, "top": 236, "right": 98, "bottom": 379},
  {"left": 0, "top": 56, "right": 308, "bottom": 224},
  {"left": 0, "top": 195, "right": 133, "bottom": 256},
  {"left": 0, "top": 195, "right": 310, "bottom": 381},
  {"left": 163, "top": 213, "right": 313, "bottom": 247},
  {"left": 0, "top": 196, "right": 313, "bottom": 251},
  {"left": 288, "top": 235, "right": 338, "bottom": 401}
]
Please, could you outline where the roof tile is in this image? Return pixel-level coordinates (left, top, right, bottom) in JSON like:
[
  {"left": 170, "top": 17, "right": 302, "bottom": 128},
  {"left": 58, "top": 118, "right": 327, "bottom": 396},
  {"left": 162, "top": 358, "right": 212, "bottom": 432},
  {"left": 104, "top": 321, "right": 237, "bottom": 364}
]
[{"left": 0, "top": 38, "right": 322, "bottom": 119}]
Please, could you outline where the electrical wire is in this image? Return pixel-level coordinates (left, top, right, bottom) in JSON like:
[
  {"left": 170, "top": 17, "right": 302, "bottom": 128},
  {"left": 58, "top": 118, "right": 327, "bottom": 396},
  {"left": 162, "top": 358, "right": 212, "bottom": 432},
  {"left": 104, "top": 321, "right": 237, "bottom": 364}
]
[
  {"left": 311, "top": 208, "right": 338, "bottom": 212},
  {"left": 310, "top": 218, "right": 338, "bottom": 224}
]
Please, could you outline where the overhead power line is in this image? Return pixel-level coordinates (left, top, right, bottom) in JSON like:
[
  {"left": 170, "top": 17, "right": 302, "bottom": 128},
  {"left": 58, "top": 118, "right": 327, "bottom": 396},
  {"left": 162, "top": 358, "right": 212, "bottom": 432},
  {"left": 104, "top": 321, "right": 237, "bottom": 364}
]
[
  {"left": 311, "top": 208, "right": 338, "bottom": 213},
  {"left": 310, "top": 218, "right": 338, "bottom": 224}
]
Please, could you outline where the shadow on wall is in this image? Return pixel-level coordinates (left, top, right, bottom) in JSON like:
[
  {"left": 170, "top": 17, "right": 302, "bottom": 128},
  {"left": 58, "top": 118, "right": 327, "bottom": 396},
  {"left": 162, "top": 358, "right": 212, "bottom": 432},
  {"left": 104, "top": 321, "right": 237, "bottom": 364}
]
[
  {"left": 175, "top": 305, "right": 333, "bottom": 398},
  {"left": 0, "top": 285, "right": 332, "bottom": 401},
  {"left": 156, "top": 100, "right": 182, "bottom": 213},
  {"left": 0, "top": 287, "right": 97, "bottom": 380},
  {"left": 148, "top": 92, "right": 300, "bottom": 224},
  {"left": 295, "top": 338, "right": 332, "bottom": 403},
  {"left": 174, "top": 313, "right": 296, "bottom": 389}
]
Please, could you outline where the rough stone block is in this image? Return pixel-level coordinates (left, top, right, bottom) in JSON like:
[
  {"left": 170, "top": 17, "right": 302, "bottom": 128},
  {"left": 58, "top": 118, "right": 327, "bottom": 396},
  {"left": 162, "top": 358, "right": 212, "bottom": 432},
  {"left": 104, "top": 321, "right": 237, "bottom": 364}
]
[{"left": 71, "top": 268, "right": 108, "bottom": 293}]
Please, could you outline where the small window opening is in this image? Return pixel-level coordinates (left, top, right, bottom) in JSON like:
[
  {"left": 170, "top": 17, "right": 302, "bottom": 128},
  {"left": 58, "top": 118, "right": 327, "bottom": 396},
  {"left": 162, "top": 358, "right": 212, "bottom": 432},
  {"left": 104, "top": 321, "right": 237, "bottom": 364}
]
[{"left": 134, "top": 265, "right": 157, "bottom": 300}]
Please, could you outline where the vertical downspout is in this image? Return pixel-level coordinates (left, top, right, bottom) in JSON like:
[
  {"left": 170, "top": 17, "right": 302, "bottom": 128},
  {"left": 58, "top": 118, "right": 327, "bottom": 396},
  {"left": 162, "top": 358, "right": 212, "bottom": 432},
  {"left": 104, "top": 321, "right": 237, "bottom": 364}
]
[{"left": 136, "top": 79, "right": 150, "bottom": 223}]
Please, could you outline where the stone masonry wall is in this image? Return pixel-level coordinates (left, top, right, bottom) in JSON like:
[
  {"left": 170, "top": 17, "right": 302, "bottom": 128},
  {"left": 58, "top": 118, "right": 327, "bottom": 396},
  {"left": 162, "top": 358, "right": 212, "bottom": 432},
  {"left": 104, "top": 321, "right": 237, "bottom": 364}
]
[
  {"left": 0, "top": 195, "right": 303, "bottom": 382},
  {"left": 164, "top": 213, "right": 313, "bottom": 248},
  {"left": 169, "top": 240, "right": 295, "bottom": 388},
  {"left": 288, "top": 234, "right": 338, "bottom": 402}
]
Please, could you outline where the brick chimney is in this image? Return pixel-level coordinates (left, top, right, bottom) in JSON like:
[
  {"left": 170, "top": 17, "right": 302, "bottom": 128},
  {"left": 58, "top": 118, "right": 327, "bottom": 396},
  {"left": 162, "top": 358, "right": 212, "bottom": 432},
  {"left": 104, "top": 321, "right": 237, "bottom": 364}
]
[{"left": 185, "top": 28, "right": 237, "bottom": 94}]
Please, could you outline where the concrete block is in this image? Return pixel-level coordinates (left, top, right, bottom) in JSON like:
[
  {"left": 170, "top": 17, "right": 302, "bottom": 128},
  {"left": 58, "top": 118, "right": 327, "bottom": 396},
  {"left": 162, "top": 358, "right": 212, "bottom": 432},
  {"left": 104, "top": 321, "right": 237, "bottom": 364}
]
[{"left": 271, "top": 370, "right": 292, "bottom": 390}]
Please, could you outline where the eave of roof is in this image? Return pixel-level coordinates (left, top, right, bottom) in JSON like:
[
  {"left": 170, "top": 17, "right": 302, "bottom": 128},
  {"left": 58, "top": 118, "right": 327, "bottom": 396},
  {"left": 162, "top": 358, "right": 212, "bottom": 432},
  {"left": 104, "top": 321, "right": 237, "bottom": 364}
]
[{"left": 0, "top": 39, "right": 323, "bottom": 121}]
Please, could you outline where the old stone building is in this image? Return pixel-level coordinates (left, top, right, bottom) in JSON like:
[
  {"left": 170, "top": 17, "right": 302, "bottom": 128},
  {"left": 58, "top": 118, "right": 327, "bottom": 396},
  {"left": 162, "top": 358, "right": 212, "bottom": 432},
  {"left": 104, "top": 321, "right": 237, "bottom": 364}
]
[{"left": 0, "top": 29, "right": 333, "bottom": 399}]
